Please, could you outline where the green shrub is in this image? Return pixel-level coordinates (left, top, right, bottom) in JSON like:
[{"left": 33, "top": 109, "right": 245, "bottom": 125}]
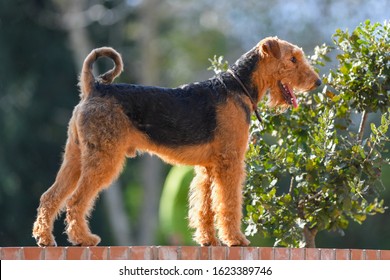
[{"left": 244, "top": 20, "right": 389, "bottom": 247}]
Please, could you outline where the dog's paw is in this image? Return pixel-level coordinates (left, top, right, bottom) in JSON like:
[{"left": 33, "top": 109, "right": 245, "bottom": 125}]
[
  {"left": 35, "top": 236, "right": 57, "bottom": 247},
  {"left": 194, "top": 233, "right": 221, "bottom": 247},
  {"left": 32, "top": 222, "right": 57, "bottom": 247},
  {"left": 68, "top": 233, "right": 101, "bottom": 247},
  {"left": 200, "top": 238, "right": 221, "bottom": 247},
  {"left": 33, "top": 232, "right": 57, "bottom": 247},
  {"left": 220, "top": 232, "right": 250, "bottom": 247}
]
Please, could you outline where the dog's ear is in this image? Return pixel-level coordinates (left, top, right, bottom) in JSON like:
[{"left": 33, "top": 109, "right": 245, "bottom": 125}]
[{"left": 260, "top": 37, "right": 281, "bottom": 59}]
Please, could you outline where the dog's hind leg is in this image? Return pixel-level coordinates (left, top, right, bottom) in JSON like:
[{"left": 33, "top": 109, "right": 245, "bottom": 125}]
[
  {"left": 188, "top": 166, "right": 220, "bottom": 246},
  {"left": 64, "top": 145, "right": 126, "bottom": 246},
  {"left": 32, "top": 123, "right": 81, "bottom": 247}
]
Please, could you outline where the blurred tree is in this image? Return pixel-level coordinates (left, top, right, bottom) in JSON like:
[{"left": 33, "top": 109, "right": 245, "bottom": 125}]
[{"left": 0, "top": 0, "right": 80, "bottom": 245}]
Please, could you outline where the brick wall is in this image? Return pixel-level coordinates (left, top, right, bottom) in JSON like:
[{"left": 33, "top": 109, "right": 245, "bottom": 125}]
[{"left": 1, "top": 246, "right": 390, "bottom": 260}]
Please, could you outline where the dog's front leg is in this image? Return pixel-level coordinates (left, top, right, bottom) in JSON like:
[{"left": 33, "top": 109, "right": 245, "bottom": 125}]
[{"left": 211, "top": 156, "right": 250, "bottom": 247}]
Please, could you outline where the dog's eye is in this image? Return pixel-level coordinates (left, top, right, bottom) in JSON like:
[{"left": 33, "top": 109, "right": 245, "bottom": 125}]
[{"left": 290, "top": 56, "right": 297, "bottom": 63}]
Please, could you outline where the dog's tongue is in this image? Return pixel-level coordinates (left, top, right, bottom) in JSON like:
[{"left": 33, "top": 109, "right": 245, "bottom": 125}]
[
  {"left": 287, "top": 84, "right": 298, "bottom": 108},
  {"left": 291, "top": 92, "right": 298, "bottom": 109}
]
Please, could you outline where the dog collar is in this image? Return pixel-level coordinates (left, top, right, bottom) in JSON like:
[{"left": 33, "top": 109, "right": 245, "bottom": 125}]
[{"left": 227, "top": 69, "right": 263, "bottom": 125}]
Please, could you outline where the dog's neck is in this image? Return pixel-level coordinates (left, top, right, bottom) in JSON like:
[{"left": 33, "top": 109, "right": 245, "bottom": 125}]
[
  {"left": 227, "top": 69, "right": 262, "bottom": 124},
  {"left": 229, "top": 46, "right": 261, "bottom": 103}
]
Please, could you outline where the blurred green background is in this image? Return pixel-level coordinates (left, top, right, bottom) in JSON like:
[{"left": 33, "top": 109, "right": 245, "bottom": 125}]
[{"left": 0, "top": 0, "right": 389, "bottom": 248}]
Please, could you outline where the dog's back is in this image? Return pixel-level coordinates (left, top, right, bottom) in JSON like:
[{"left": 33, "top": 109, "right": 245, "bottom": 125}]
[{"left": 89, "top": 79, "right": 228, "bottom": 147}]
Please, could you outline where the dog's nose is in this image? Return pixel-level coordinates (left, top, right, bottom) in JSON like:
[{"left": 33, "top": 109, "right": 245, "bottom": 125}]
[{"left": 315, "top": 79, "right": 322, "bottom": 87}]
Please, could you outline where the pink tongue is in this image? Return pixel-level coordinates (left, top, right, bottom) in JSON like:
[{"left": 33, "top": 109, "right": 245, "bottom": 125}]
[
  {"left": 291, "top": 92, "right": 298, "bottom": 108},
  {"left": 286, "top": 84, "right": 298, "bottom": 108}
]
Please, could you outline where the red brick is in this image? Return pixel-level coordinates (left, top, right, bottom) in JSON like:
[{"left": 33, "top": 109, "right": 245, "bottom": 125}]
[
  {"left": 180, "top": 246, "right": 200, "bottom": 260},
  {"left": 242, "top": 247, "right": 259, "bottom": 260},
  {"left": 227, "top": 247, "right": 242, "bottom": 260},
  {"left": 89, "top": 247, "right": 108, "bottom": 260},
  {"left": 290, "top": 248, "right": 305, "bottom": 260},
  {"left": 305, "top": 248, "right": 320, "bottom": 260},
  {"left": 320, "top": 249, "right": 336, "bottom": 260},
  {"left": 350, "top": 249, "right": 364, "bottom": 260},
  {"left": 274, "top": 248, "right": 290, "bottom": 260},
  {"left": 259, "top": 247, "right": 274, "bottom": 260},
  {"left": 365, "top": 249, "right": 380, "bottom": 260},
  {"left": 109, "top": 246, "right": 130, "bottom": 260},
  {"left": 210, "top": 247, "right": 227, "bottom": 260},
  {"left": 130, "top": 246, "right": 155, "bottom": 260},
  {"left": 66, "top": 247, "right": 88, "bottom": 260},
  {"left": 44, "top": 247, "right": 66, "bottom": 260},
  {"left": 199, "top": 246, "right": 210, "bottom": 260},
  {"left": 3, "top": 246, "right": 387, "bottom": 261},
  {"left": 22, "top": 247, "right": 44, "bottom": 260},
  {"left": 335, "top": 249, "right": 350, "bottom": 260},
  {"left": 1, "top": 247, "right": 22, "bottom": 260},
  {"left": 158, "top": 246, "right": 178, "bottom": 260},
  {"left": 380, "top": 250, "right": 390, "bottom": 260}
]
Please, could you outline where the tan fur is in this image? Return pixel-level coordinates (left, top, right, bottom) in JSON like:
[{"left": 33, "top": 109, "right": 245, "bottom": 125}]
[{"left": 32, "top": 37, "right": 320, "bottom": 247}]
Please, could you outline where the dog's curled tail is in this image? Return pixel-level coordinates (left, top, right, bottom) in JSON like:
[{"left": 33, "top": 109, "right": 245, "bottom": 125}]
[{"left": 79, "top": 47, "right": 123, "bottom": 99}]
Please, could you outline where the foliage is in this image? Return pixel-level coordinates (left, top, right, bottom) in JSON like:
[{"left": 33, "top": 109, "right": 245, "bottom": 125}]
[
  {"left": 325, "top": 20, "right": 390, "bottom": 114},
  {"left": 208, "top": 55, "right": 229, "bottom": 74},
  {"left": 242, "top": 20, "right": 390, "bottom": 247}
]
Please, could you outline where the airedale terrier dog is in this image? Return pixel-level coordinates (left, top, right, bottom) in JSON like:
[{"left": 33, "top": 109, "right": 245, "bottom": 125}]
[{"left": 32, "top": 37, "right": 321, "bottom": 247}]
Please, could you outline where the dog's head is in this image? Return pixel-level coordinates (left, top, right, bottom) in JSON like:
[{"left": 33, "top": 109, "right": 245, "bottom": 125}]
[{"left": 254, "top": 37, "right": 321, "bottom": 109}]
